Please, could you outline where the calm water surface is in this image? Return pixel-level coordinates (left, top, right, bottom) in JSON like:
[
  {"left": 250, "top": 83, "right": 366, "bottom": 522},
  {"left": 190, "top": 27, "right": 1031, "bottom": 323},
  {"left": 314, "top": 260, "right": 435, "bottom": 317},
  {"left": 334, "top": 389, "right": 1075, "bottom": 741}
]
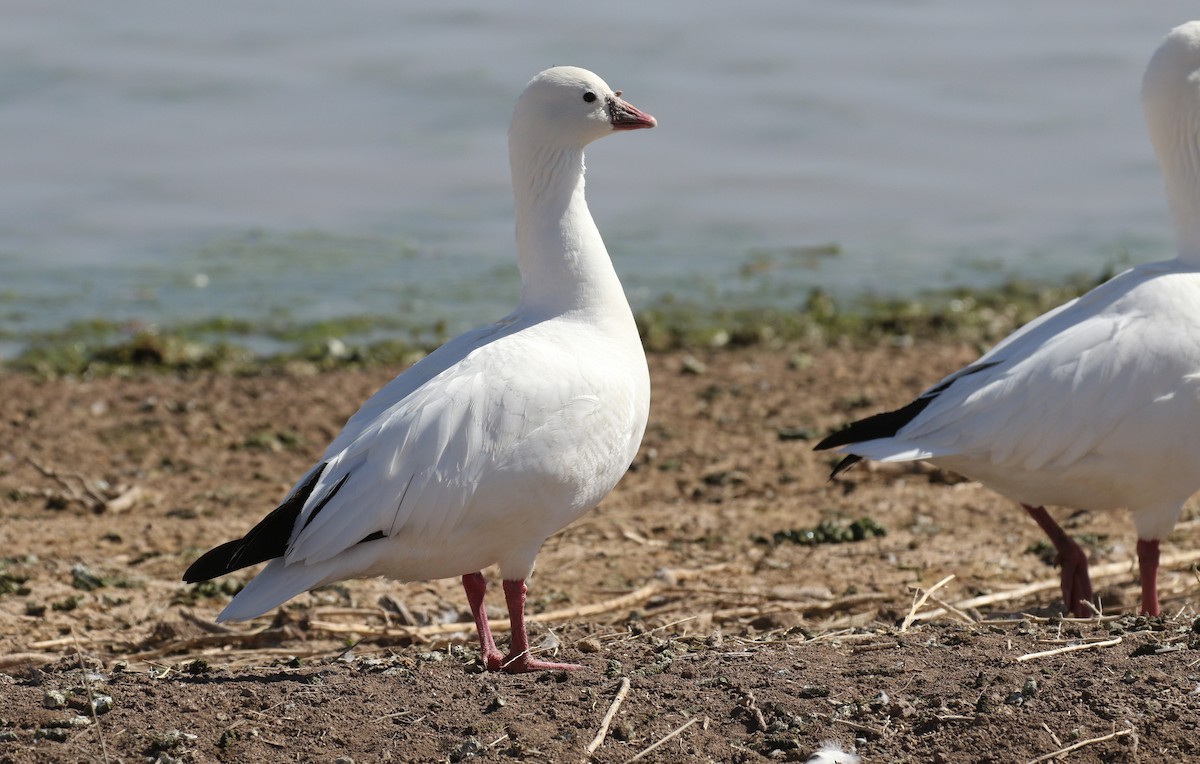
[{"left": 1, "top": 1, "right": 1196, "bottom": 354}]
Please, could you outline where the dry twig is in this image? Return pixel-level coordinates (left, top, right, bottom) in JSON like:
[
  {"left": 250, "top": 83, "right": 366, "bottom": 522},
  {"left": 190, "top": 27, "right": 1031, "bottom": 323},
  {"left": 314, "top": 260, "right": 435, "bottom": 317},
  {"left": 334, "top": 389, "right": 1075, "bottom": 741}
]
[
  {"left": 901, "top": 575, "right": 955, "bottom": 632},
  {"left": 103, "top": 485, "right": 144, "bottom": 514},
  {"left": 585, "top": 676, "right": 631, "bottom": 755},
  {"left": 916, "top": 549, "right": 1200, "bottom": 621},
  {"left": 0, "top": 652, "right": 63, "bottom": 671},
  {"left": 1025, "top": 726, "right": 1134, "bottom": 763},
  {"left": 310, "top": 581, "right": 662, "bottom": 641},
  {"left": 126, "top": 625, "right": 294, "bottom": 661},
  {"left": 927, "top": 594, "right": 977, "bottom": 625},
  {"left": 26, "top": 456, "right": 108, "bottom": 508},
  {"left": 1016, "top": 637, "right": 1122, "bottom": 663},
  {"left": 626, "top": 716, "right": 699, "bottom": 763},
  {"left": 72, "top": 631, "right": 109, "bottom": 764}
]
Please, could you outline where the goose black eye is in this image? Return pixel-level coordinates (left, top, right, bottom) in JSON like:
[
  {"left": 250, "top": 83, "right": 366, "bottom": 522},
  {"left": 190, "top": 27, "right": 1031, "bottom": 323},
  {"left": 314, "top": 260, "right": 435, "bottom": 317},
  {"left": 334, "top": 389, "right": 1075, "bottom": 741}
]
[{"left": 582, "top": 91, "right": 597, "bottom": 103}]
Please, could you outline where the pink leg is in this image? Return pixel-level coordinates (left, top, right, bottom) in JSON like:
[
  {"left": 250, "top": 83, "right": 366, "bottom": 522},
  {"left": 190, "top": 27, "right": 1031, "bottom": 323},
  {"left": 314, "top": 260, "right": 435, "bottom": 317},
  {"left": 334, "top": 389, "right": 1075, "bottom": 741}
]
[
  {"left": 498, "top": 579, "right": 582, "bottom": 674},
  {"left": 461, "top": 573, "right": 504, "bottom": 670},
  {"left": 1136, "top": 539, "right": 1161, "bottom": 616},
  {"left": 1023, "top": 504, "right": 1094, "bottom": 616}
]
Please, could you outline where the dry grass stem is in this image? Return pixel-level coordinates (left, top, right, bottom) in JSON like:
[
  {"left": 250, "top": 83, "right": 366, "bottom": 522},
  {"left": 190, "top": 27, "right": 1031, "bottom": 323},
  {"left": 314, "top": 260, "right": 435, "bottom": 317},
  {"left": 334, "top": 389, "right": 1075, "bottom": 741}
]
[
  {"left": 901, "top": 574, "right": 956, "bottom": 632},
  {"left": 26, "top": 456, "right": 108, "bottom": 508},
  {"left": 810, "top": 711, "right": 889, "bottom": 737},
  {"left": 1025, "top": 726, "right": 1134, "bottom": 763},
  {"left": 1040, "top": 722, "right": 1063, "bottom": 748},
  {"left": 72, "top": 631, "right": 109, "bottom": 764},
  {"left": 915, "top": 549, "right": 1200, "bottom": 621},
  {"left": 127, "top": 627, "right": 291, "bottom": 661},
  {"left": 585, "top": 676, "right": 631, "bottom": 755},
  {"left": 0, "top": 652, "right": 65, "bottom": 670},
  {"left": 1016, "top": 637, "right": 1122, "bottom": 663},
  {"left": 626, "top": 716, "right": 699, "bottom": 763},
  {"left": 103, "top": 485, "right": 144, "bottom": 514},
  {"left": 927, "top": 594, "right": 977, "bottom": 625},
  {"left": 621, "top": 617, "right": 698, "bottom": 642},
  {"left": 309, "top": 581, "right": 663, "bottom": 641}
]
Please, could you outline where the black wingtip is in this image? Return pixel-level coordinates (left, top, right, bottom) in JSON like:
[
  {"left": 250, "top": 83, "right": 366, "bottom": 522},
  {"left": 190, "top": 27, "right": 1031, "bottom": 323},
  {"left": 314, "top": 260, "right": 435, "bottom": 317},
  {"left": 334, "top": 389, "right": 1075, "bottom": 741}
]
[
  {"left": 814, "top": 396, "right": 936, "bottom": 452},
  {"left": 829, "top": 454, "right": 862, "bottom": 479},
  {"left": 815, "top": 361, "right": 1000, "bottom": 474},
  {"left": 182, "top": 539, "right": 244, "bottom": 583},
  {"left": 181, "top": 462, "right": 330, "bottom": 584}
]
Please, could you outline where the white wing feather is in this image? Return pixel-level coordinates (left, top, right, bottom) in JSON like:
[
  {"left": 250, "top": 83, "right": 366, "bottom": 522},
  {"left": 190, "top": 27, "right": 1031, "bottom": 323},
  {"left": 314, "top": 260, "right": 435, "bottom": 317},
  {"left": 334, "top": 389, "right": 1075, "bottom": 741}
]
[
  {"left": 276, "top": 319, "right": 627, "bottom": 568},
  {"left": 851, "top": 264, "right": 1200, "bottom": 477}
]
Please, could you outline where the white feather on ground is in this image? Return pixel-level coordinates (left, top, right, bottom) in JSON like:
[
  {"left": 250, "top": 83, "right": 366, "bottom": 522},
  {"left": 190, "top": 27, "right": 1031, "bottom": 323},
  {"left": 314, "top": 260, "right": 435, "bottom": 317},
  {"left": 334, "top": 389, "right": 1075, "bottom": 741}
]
[{"left": 806, "top": 741, "right": 861, "bottom": 764}]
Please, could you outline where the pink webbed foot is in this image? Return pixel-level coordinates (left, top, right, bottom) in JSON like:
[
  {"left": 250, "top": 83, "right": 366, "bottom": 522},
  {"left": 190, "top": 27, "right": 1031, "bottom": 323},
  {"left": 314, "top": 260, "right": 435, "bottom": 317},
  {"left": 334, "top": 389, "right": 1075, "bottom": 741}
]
[
  {"left": 1137, "top": 538, "right": 1161, "bottom": 616},
  {"left": 462, "top": 573, "right": 583, "bottom": 673},
  {"left": 498, "top": 652, "right": 583, "bottom": 673},
  {"left": 461, "top": 572, "right": 505, "bottom": 670},
  {"left": 498, "top": 579, "right": 583, "bottom": 674},
  {"left": 1023, "top": 505, "right": 1095, "bottom": 617}
]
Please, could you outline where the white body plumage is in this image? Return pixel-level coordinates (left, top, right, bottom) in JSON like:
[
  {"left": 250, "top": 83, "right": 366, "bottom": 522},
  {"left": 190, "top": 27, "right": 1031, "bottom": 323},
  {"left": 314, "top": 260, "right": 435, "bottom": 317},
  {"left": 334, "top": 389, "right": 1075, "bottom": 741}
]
[{"left": 203, "top": 67, "right": 654, "bottom": 629}]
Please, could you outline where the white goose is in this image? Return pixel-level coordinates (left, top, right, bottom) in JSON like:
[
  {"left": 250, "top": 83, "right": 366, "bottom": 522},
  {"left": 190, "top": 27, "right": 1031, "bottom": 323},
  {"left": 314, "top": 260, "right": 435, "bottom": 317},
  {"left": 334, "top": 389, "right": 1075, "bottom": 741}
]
[
  {"left": 184, "top": 67, "right": 656, "bottom": 672},
  {"left": 817, "top": 23, "right": 1200, "bottom": 617}
]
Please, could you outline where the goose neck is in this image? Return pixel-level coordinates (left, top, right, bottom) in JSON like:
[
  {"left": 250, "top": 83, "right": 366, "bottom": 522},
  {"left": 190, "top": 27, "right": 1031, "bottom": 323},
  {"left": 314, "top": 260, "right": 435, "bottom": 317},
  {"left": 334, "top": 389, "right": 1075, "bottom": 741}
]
[{"left": 510, "top": 144, "right": 629, "bottom": 316}]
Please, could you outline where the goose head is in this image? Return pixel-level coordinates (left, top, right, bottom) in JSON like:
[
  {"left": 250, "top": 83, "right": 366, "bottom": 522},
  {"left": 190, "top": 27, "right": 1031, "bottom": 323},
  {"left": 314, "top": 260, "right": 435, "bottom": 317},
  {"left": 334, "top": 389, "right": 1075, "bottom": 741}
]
[
  {"left": 510, "top": 66, "right": 656, "bottom": 152},
  {"left": 1143, "top": 22, "right": 1200, "bottom": 258}
]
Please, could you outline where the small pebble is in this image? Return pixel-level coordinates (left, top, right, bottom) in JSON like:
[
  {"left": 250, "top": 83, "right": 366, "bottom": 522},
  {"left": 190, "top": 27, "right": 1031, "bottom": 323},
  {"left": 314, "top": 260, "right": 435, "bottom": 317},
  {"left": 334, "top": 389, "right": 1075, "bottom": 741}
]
[
  {"left": 42, "top": 690, "right": 67, "bottom": 710},
  {"left": 35, "top": 728, "right": 68, "bottom": 743},
  {"left": 680, "top": 355, "right": 707, "bottom": 375},
  {"left": 576, "top": 637, "right": 603, "bottom": 653}
]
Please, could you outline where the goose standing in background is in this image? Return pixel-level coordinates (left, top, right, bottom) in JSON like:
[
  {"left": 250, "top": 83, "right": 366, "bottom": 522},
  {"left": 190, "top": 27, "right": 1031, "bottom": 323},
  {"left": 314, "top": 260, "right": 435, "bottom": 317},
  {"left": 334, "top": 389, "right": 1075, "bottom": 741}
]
[
  {"left": 817, "top": 23, "right": 1200, "bottom": 618},
  {"left": 184, "top": 67, "right": 656, "bottom": 673}
]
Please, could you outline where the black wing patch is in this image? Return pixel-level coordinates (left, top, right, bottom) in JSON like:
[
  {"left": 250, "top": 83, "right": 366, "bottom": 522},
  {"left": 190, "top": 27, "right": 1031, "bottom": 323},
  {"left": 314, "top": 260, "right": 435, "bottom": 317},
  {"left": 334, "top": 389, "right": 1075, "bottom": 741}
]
[
  {"left": 815, "top": 396, "right": 937, "bottom": 453},
  {"left": 814, "top": 361, "right": 1001, "bottom": 477},
  {"left": 183, "top": 462, "right": 333, "bottom": 583}
]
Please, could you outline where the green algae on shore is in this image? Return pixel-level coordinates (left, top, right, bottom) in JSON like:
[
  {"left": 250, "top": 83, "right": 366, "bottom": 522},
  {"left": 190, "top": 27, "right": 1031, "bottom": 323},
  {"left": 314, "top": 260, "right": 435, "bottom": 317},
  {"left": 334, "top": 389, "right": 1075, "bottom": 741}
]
[{"left": 4, "top": 270, "right": 1112, "bottom": 377}]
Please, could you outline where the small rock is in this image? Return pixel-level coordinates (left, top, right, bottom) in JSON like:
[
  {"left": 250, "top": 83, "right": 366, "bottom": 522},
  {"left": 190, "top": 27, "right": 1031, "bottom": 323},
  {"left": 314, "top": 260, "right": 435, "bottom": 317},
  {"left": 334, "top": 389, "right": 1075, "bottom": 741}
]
[
  {"left": 788, "top": 353, "right": 813, "bottom": 370},
  {"left": 680, "top": 355, "right": 707, "bottom": 375},
  {"left": 449, "top": 735, "right": 484, "bottom": 762},
  {"left": 90, "top": 695, "right": 114, "bottom": 715},
  {"left": 576, "top": 637, "right": 603, "bottom": 653},
  {"left": 34, "top": 727, "right": 68, "bottom": 743},
  {"left": 869, "top": 690, "right": 889, "bottom": 710},
  {"left": 42, "top": 690, "right": 68, "bottom": 709},
  {"left": 70, "top": 563, "right": 106, "bottom": 592},
  {"left": 889, "top": 699, "right": 917, "bottom": 719}
]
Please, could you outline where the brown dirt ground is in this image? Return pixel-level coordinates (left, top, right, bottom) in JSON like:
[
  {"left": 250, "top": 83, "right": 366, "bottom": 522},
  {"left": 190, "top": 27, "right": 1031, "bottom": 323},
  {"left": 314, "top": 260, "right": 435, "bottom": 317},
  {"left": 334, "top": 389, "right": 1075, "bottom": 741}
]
[{"left": 2, "top": 342, "right": 1200, "bottom": 763}]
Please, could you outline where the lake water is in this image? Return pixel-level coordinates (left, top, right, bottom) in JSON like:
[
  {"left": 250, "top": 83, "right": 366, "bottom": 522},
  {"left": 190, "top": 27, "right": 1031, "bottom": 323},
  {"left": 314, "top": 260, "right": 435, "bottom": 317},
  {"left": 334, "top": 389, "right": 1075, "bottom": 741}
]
[{"left": 2, "top": 1, "right": 1197, "bottom": 355}]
